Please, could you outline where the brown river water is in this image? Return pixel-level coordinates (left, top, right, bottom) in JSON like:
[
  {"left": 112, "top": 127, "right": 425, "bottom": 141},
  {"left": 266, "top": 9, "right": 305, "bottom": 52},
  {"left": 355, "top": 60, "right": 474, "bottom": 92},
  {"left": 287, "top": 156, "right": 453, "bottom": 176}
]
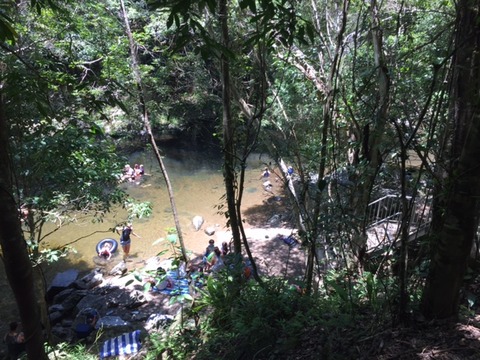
[
  {"left": 42, "top": 149, "right": 273, "bottom": 263},
  {"left": 0, "top": 148, "right": 280, "bottom": 331}
]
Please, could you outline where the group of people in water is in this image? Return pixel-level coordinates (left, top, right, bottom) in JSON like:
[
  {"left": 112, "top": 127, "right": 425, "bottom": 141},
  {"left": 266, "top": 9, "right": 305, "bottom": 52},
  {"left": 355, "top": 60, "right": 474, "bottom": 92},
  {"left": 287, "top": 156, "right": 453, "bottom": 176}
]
[{"left": 120, "top": 163, "right": 145, "bottom": 182}]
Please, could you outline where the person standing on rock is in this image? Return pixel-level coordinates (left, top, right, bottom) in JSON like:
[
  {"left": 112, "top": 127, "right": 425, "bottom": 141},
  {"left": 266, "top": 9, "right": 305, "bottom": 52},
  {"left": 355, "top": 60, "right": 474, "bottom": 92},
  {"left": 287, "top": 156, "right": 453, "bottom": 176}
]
[{"left": 116, "top": 223, "right": 141, "bottom": 260}]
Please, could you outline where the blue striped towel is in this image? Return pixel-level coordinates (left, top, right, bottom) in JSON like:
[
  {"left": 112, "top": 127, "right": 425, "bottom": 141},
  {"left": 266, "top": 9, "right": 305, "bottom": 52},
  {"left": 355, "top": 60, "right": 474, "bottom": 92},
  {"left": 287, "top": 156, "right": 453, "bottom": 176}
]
[
  {"left": 281, "top": 235, "right": 298, "bottom": 247},
  {"left": 99, "top": 330, "right": 141, "bottom": 359},
  {"left": 155, "top": 270, "right": 190, "bottom": 296}
]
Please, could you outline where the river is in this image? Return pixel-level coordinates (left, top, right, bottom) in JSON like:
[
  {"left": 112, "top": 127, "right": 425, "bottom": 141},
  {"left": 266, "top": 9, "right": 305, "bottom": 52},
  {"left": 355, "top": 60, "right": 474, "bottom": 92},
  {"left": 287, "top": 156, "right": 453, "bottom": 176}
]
[
  {"left": 37, "top": 147, "right": 276, "bottom": 275},
  {"left": 0, "top": 145, "right": 288, "bottom": 335}
]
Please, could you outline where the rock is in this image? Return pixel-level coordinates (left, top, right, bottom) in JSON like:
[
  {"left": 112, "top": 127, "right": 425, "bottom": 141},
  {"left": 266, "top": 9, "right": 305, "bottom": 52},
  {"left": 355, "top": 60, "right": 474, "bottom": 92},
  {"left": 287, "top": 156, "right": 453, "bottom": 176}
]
[
  {"left": 61, "top": 319, "right": 73, "bottom": 328},
  {"left": 96, "top": 315, "right": 129, "bottom": 328},
  {"left": 159, "top": 259, "right": 174, "bottom": 270},
  {"left": 75, "top": 294, "right": 108, "bottom": 315},
  {"left": 43, "top": 251, "right": 207, "bottom": 353},
  {"left": 88, "top": 272, "right": 104, "bottom": 289},
  {"left": 110, "top": 261, "right": 127, "bottom": 276},
  {"left": 192, "top": 215, "right": 204, "bottom": 231},
  {"left": 60, "top": 290, "right": 88, "bottom": 313},
  {"left": 49, "top": 311, "right": 63, "bottom": 325},
  {"left": 51, "top": 324, "right": 73, "bottom": 342},
  {"left": 268, "top": 214, "right": 282, "bottom": 226},
  {"left": 130, "top": 311, "right": 149, "bottom": 322},
  {"left": 126, "top": 290, "right": 147, "bottom": 310},
  {"left": 263, "top": 180, "right": 273, "bottom": 192},
  {"left": 75, "top": 269, "right": 103, "bottom": 289},
  {"left": 204, "top": 226, "right": 216, "bottom": 236},
  {"left": 47, "top": 269, "right": 79, "bottom": 301},
  {"left": 143, "top": 256, "right": 163, "bottom": 271},
  {"left": 48, "top": 304, "right": 64, "bottom": 314},
  {"left": 145, "top": 314, "right": 174, "bottom": 331},
  {"left": 52, "top": 288, "right": 75, "bottom": 304}
]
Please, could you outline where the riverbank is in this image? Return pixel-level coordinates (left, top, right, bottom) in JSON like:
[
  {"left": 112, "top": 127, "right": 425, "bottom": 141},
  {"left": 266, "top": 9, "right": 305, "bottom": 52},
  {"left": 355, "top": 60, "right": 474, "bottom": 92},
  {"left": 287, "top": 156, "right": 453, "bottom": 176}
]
[{"left": 0, "top": 149, "right": 297, "bottom": 356}]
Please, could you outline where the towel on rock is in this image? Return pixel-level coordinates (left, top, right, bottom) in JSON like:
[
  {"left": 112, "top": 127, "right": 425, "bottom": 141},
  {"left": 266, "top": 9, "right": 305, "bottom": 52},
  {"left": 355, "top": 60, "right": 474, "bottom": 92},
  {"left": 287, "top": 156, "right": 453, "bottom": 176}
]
[
  {"left": 280, "top": 234, "right": 298, "bottom": 247},
  {"left": 154, "top": 270, "right": 189, "bottom": 296},
  {"left": 99, "top": 330, "right": 141, "bottom": 359}
]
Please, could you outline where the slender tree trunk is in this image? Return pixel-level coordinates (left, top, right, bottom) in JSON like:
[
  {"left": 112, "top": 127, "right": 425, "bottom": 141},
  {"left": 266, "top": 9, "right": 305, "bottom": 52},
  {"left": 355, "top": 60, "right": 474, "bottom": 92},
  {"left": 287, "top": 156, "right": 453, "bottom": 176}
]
[
  {"left": 219, "top": 0, "right": 242, "bottom": 255},
  {"left": 350, "top": 0, "right": 390, "bottom": 267},
  {"left": 275, "top": 0, "right": 349, "bottom": 290},
  {"left": 422, "top": 0, "right": 480, "bottom": 319},
  {"left": 119, "top": 0, "right": 188, "bottom": 263},
  {"left": 0, "top": 95, "right": 47, "bottom": 359}
]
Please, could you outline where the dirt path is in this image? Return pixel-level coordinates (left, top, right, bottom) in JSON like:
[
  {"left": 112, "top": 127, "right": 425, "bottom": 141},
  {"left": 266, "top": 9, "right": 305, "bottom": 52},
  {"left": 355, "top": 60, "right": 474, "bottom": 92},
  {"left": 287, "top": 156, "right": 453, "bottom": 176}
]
[{"left": 214, "top": 227, "right": 306, "bottom": 279}]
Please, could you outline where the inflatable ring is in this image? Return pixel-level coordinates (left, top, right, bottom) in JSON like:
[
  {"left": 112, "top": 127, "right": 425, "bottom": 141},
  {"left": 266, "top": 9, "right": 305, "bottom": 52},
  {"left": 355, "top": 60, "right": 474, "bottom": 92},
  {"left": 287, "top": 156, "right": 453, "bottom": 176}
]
[{"left": 96, "top": 238, "right": 118, "bottom": 254}]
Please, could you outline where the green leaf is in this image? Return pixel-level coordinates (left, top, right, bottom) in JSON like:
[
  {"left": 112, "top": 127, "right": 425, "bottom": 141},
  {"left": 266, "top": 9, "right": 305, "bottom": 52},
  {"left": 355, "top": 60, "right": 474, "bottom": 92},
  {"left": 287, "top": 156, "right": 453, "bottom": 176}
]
[
  {"left": 239, "top": 0, "right": 249, "bottom": 10},
  {"left": 133, "top": 271, "right": 143, "bottom": 282},
  {"left": 167, "top": 13, "right": 174, "bottom": 29},
  {"left": 0, "top": 13, "right": 17, "bottom": 44},
  {"left": 327, "top": 281, "right": 348, "bottom": 302},
  {"left": 152, "top": 237, "right": 165, "bottom": 245},
  {"left": 166, "top": 233, "right": 178, "bottom": 243},
  {"left": 182, "top": 293, "right": 193, "bottom": 301}
]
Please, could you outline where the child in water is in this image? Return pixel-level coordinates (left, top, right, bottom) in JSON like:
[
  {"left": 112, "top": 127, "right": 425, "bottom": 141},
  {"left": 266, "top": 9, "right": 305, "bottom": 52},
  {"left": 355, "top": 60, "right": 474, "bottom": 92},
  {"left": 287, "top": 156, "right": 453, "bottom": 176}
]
[{"left": 98, "top": 242, "right": 113, "bottom": 260}]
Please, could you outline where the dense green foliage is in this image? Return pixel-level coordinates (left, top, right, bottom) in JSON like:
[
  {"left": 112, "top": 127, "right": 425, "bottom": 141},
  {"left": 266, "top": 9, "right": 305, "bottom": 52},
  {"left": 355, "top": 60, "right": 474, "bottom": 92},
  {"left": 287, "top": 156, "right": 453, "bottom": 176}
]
[
  {"left": 138, "top": 268, "right": 398, "bottom": 359},
  {"left": 2, "top": 0, "right": 480, "bottom": 358}
]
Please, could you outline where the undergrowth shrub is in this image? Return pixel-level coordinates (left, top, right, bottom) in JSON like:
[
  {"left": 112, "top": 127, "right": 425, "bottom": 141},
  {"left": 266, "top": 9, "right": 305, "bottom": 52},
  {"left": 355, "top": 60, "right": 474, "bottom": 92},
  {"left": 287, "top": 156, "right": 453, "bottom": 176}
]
[
  {"left": 147, "top": 267, "right": 398, "bottom": 359},
  {"left": 192, "top": 275, "right": 322, "bottom": 359},
  {"left": 45, "top": 342, "right": 98, "bottom": 359}
]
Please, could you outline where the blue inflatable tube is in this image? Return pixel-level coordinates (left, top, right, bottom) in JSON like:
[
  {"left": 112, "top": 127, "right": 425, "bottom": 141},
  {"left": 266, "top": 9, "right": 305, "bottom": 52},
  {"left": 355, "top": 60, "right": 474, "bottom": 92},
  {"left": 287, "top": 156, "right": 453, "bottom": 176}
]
[{"left": 96, "top": 238, "right": 118, "bottom": 254}]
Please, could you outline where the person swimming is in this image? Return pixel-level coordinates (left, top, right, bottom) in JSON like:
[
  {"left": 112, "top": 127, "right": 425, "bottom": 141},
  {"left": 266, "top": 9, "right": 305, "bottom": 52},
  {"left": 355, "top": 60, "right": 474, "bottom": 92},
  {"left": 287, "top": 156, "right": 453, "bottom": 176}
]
[{"left": 98, "top": 242, "right": 112, "bottom": 260}]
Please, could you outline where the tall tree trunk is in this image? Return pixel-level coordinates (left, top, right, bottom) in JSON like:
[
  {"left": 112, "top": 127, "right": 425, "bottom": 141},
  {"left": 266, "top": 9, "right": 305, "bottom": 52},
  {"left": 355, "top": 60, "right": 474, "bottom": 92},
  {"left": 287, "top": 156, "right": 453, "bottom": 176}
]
[
  {"left": 275, "top": 0, "right": 349, "bottom": 290},
  {"left": 350, "top": 0, "right": 390, "bottom": 267},
  {"left": 0, "top": 96, "right": 47, "bottom": 359},
  {"left": 306, "top": 0, "right": 349, "bottom": 291},
  {"left": 219, "top": 0, "right": 242, "bottom": 255},
  {"left": 119, "top": 0, "right": 188, "bottom": 263},
  {"left": 421, "top": 0, "right": 480, "bottom": 319}
]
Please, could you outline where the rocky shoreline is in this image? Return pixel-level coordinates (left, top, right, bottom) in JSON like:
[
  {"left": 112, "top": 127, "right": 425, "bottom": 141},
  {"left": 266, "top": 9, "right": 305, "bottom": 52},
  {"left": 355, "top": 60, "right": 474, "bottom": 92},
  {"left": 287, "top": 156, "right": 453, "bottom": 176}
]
[
  {"left": 46, "top": 257, "right": 182, "bottom": 351},
  {"left": 42, "top": 226, "right": 305, "bottom": 358}
]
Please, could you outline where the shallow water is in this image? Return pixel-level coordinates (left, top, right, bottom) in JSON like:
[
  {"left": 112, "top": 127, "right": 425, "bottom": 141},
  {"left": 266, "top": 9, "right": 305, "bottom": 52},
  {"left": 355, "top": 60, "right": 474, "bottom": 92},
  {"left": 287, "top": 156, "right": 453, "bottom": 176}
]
[
  {"left": 0, "top": 147, "right": 285, "bottom": 329},
  {"left": 40, "top": 148, "right": 275, "bottom": 270}
]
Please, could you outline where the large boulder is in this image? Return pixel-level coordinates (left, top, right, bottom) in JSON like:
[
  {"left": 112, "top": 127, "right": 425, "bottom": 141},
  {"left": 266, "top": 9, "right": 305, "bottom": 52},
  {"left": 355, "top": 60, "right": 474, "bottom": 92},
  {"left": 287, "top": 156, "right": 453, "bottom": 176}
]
[
  {"left": 126, "top": 290, "right": 147, "bottom": 310},
  {"left": 109, "top": 261, "right": 127, "bottom": 276},
  {"left": 75, "top": 293, "right": 108, "bottom": 315},
  {"left": 47, "top": 269, "right": 79, "bottom": 301},
  {"left": 96, "top": 316, "right": 131, "bottom": 331},
  {"left": 75, "top": 269, "right": 103, "bottom": 289},
  {"left": 192, "top": 215, "right": 204, "bottom": 231},
  {"left": 145, "top": 314, "right": 174, "bottom": 332},
  {"left": 58, "top": 290, "right": 88, "bottom": 313},
  {"left": 52, "top": 288, "right": 76, "bottom": 305}
]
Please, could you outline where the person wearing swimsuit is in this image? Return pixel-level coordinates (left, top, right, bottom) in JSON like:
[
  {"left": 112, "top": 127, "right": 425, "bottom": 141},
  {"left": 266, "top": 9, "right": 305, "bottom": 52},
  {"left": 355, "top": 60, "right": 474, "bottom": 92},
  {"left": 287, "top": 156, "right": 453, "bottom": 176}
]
[{"left": 116, "top": 223, "right": 141, "bottom": 260}]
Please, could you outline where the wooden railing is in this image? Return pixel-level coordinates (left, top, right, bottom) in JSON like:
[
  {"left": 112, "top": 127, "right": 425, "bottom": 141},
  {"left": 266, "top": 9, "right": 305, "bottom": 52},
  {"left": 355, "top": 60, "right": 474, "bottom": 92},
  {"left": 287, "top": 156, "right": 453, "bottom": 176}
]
[{"left": 366, "top": 193, "right": 432, "bottom": 252}]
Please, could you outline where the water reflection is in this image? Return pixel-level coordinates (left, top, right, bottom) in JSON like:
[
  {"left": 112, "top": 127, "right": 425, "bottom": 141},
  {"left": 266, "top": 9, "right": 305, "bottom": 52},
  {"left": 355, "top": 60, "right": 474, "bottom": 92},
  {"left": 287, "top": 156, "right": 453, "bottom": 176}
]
[{"left": 43, "top": 148, "right": 272, "bottom": 269}]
